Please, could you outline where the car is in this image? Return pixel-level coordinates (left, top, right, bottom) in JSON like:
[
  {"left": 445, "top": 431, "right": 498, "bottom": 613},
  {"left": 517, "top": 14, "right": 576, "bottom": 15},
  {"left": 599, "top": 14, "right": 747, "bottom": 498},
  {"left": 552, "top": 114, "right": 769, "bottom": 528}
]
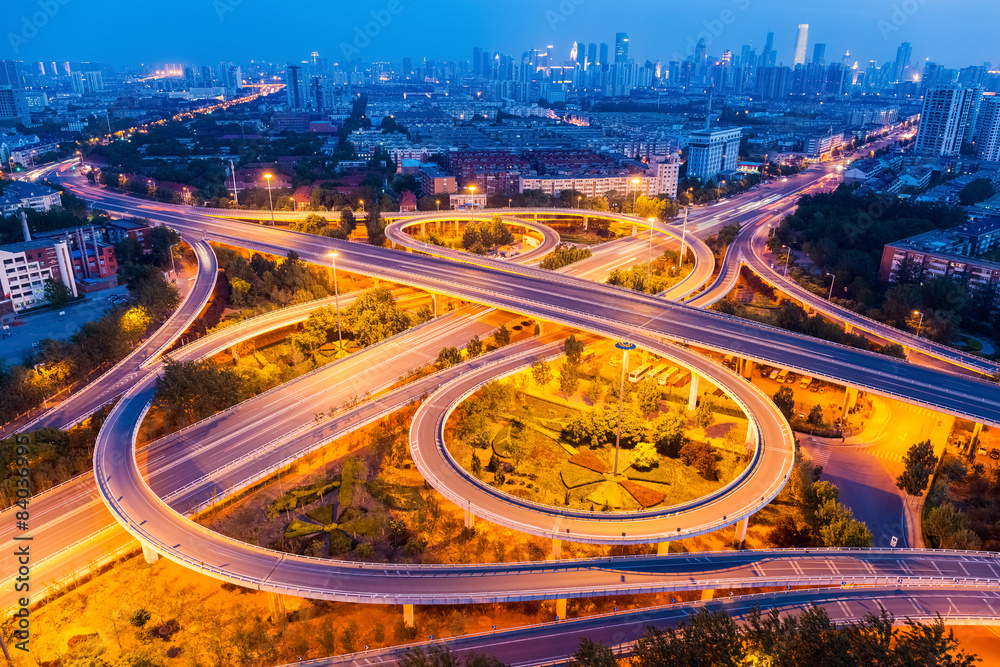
[
  {"left": 978, "top": 445, "right": 988, "bottom": 457},
  {"left": 797, "top": 412, "right": 805, "bottom": 420},
  {"left": 768, "top": 370, "right": 779, "bottom": 380},
  {"left": 810, "top": 385, "right": 819, "bottom": 393},
  {"left": 992, "top": 449, "right": 1000, "bottom": 460}
]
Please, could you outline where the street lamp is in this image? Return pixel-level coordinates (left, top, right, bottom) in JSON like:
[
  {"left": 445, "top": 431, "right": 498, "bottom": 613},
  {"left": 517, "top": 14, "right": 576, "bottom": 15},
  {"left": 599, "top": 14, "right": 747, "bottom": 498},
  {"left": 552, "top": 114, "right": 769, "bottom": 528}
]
[
  {"left": 435, "top": 199, "right": 440, "bottom": 212},
  {"left": 264, "top": 173, "right": 275, "bottom": 226},
  {"left": 677, "top": 207, "right": 689, "bottom": 272},
  {"left": 508, "top": 198, "right": 512, "bottom": 208},
  {"left": 913, "top": 310, "right": 924, "bottom": 337},
  {"left": 468, "top": 185, "right": 477, "bottom": 226},
  {"left": 782, "top": 245, "right": 791, "bottom": 276},
  {"left": 329, "top": 252, "right": 344, "bottom": 356},
  {"left": 826, "top": 272, "right": 836, "bottom": 300},
  {"left": 168, "top": 242, "right": 179, "bottom": 276},
  {"left": 613, "top": 341, "right": 637, "bottom": 477},
  {"left": 646, "top": 217, "right": 656, "bottom": 290},
  {"left": 359, "top": 199, "right": 365, "bottom": 215},
  {"left": 577, "top": 195, "right": 582, "bottom": 209}
]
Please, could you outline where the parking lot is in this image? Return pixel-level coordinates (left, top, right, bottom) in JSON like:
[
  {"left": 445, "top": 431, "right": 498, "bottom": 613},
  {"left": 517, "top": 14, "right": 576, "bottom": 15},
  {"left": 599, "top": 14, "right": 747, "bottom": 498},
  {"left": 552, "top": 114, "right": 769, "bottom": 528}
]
[{"left": 0, "top": 286, "right": 131, "bottom": 365}]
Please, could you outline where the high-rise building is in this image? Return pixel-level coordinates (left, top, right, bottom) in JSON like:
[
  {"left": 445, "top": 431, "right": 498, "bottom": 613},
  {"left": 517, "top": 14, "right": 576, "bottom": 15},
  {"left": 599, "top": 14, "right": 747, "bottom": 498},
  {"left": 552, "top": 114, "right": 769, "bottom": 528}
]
[
  {"left": 587, "top": 43, "right": 597, "bottom": 69},
  {"left": 812, "top": 43, "right": 826, "bottom": 66},
  {"left": 975, "top": 92, "right": 1000, "bottom": 162},
  {"left": 793, "top": 24, "right": 809, "bottom": 67},
  {"left": 0, "top": 61, "right": 20, "bottom": 89},
  {"left": 893, "top": 42, "right": 912, "bottom": 83},
  {"left": 0, "top": 86, "right": 30, "bottom": 126},
  {"left": 915, "top": 84, "right": 980, "bottom": 156},
  {"left": 599, "top": 43, "right": 609, "bottom": 66},
  {"left": 761, "top": 31, "right": 776, "bottom": 67},
  {"left": 84, "top": 71, "right": 104, "bottom": 92},
  {"left": 615, "top": 33, "right": 629, "bottom": 64},
  {"left": 570, "top": 42, "right": 580, "bottom": 65},
  {"left": 473, "top": 47, "right": 483, "bottom": 77},
  {"left": 687, "top": 127, "right": 742, "bottom": 181},
  {"left": 285, "top": 64, "right": 304, "bottom": 110}
]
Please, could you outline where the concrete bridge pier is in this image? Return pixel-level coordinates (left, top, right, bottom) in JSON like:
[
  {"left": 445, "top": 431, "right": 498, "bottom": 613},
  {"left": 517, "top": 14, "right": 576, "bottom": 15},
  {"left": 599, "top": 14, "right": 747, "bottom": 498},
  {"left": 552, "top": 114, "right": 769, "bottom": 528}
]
[
  {"left": 734, "top": 517, "right": 749, "bottom": 547},
  {"left": 141, "top": 543, "right": 159, "bottom": 564},
  {"left": 657, "top": 541, "right": 671, "bottom": 555},
  {"left": 430, "top": 293, "right": 439, "bottom": 317},
  {"left": 971, "top": 422, "right": 984, "bottom": 449},
  {"left": 555, "top": 598, "right": 567, "bottom": 620},
  {"left": 844, "top": 322, "right": 854, "bottom": 334},
  {"left": 701, "top": 589, "right": 715, "bottom": 601},
  {"left": 268, "top": 592, "right": 286, "bottom": 619},
  {"left": 463, "top": 507, "right": 475, "bottom": 529},
  {"left": 688, "top": 374, "right": 700, "bottom": 411},
  {"left": 632, "top": 223, "right": 638, "bottom": 236},
  {"left": 582, "top": 215, "right": 588, "bottom": 231},
  {"left": 551, "top": 539, "right": 562, "bottom": 560},
  {"left": 740, "top": 358, "right": 754, "bottom": 378},
  {"left": 403, "top": 604, "right": 415, "bottom": 628},
  {"left": 841, "top": 386, "right": 859, "bottom": 420}
]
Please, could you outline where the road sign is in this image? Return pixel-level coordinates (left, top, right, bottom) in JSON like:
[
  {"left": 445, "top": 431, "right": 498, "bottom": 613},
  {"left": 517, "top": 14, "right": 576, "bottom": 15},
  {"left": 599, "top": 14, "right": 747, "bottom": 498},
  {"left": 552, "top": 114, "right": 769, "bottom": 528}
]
[{"left": 890, "top": 536, "right": 898, "bottom": 547}]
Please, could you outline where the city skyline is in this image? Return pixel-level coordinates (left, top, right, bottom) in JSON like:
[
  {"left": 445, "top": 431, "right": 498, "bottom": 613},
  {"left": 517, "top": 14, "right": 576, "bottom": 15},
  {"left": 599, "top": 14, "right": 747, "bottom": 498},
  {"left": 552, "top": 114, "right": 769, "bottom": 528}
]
[{"left": 3, "top": 0, "right": 999, "bottom": 69}]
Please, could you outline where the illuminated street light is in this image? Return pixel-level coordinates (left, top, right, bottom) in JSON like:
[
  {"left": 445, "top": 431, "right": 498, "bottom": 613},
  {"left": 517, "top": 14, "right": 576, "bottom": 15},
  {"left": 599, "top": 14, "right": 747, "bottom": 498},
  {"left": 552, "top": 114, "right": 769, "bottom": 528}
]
[
  {"left": 914, "top": 310, "right": 924, "bottom": 337},
  {"left": 264, "top": 173, "right": 275, "bottom": 226},
  {"left": 329, "top": 252, "right": 344, "bottom": 356},
  {"left": 782, "top": 245, "right": 791, "bottom": 276},
  {"left": 468, "top": 185, "right": 477, "bottom": 227},
  {"left": 826, "top": 272, "right": 836, "bottom": 300},
  {"left": 613, "top": 341, "right": 637, "bottom": 477}
]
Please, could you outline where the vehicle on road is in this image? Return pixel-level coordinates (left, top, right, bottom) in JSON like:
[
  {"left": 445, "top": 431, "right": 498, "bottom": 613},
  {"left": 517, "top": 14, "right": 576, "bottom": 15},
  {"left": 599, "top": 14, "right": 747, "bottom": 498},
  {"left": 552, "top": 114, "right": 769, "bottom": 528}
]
[
  {"left": 991, "top": 448, "right": 1000, "bottom": 460},
  {"left": 629, "top": 363, "right": 652, "bottom": 384},
  {"left": 978, "top": 445, "right": 988, "bottom": 457}
]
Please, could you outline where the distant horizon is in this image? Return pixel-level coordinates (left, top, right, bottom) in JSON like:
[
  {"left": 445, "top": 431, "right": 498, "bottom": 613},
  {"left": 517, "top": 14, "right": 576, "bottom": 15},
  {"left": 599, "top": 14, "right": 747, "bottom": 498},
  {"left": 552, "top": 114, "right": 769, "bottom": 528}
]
[{"left": 4, "top": 0, "right": 998, "bottom": 71}]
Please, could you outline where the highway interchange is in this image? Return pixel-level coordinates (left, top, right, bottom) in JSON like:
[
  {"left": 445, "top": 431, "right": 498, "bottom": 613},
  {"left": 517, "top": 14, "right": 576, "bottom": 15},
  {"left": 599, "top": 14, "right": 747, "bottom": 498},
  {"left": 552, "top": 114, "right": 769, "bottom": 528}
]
[{"left": 12, "top": 157, "right": 1000, "bottom": 662}]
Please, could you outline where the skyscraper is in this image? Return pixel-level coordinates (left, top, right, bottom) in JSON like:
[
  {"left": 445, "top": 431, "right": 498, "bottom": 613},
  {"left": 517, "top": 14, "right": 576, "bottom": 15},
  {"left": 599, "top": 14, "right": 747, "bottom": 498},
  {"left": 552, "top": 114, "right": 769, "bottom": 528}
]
[
  {"left": 893, "top": 42, "right": 912, "bottom": 83},
  {"left": 759, "top": 32, "right": 776, "bottom": 68},
  {"left": 587, "top": 43, "right": 597, "bottom": 69},
  {"left": 915, "top": 84, "right": 980, "bottom": 156},
  {"left": 975, "top": 92, "right": 1000, "bottom": 162},
  {"left": 812, "top": 43, "right": 826, "bottom": 66},
  {"left": 285, "top": 64, "right": 304, "bottom": 110},
  {"left": 793, "top": 24, "right": 809, "bottom": 67},
  {"left": 615, "top": 33, "right": 629, "bottom": 64},
  {"left": 473, "top": 47, "right": 483, "bottom": 77},
  {"left": 0, "top": 61, "right": 20, "bottom": 89},
  {"left": 599, "top": 43, "right": 609, "bottom": 66}
]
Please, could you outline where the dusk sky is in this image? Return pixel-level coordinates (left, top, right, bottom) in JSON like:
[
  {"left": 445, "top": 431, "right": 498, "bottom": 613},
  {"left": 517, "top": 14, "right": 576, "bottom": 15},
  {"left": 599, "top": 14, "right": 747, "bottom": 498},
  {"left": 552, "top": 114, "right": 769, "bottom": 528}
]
[{"left": 3, "top": 0, "right": 998, "bottom": 69}]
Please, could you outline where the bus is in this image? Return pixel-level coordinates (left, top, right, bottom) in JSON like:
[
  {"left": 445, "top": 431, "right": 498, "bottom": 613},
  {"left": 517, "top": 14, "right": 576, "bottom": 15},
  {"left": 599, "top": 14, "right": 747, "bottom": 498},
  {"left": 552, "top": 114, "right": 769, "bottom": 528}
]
[
  {"left": 799, "top": 376, "right": 813, "bottom": 390},
  {"left": 658, "top": 366, "right": 679, "bottom": 386},
  {"left": 672, "top": 373, "right": 691, "bottom": 389},
  {"left": 777, "top": 369, "right": 790, "bottom": 384},
  {"left": 646, "top": 364, "right": 668, "bottom": 382},
  {"left": 629, "top": 363, "right": 652, "bottom": 384}
]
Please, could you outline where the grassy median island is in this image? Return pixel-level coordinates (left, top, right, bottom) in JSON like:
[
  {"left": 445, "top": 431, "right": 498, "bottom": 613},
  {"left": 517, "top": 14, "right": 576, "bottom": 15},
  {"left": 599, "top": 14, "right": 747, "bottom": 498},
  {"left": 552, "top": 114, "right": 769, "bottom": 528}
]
[{"left": 444, "top": 337, "right": 752, "bottom": 512}]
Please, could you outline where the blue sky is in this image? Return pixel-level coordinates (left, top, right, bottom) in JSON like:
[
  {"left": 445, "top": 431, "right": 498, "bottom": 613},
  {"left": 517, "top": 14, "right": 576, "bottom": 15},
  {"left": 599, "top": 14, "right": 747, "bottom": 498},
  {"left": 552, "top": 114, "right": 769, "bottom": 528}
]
[{"left": 2, "top": 0, "right": 997, "bottom": 69}]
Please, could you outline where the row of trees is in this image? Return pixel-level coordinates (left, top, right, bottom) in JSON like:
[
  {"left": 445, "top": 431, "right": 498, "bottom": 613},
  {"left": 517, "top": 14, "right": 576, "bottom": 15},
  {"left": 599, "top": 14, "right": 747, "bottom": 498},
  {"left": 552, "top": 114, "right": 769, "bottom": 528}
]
[{"left": 461, "top": 217, "right": 515, "bottom": 254}]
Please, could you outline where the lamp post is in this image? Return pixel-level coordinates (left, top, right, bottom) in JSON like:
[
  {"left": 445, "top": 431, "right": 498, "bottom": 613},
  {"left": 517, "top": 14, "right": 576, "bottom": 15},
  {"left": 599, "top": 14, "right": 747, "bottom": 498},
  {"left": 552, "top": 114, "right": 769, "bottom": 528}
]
[
  {"left": 468, "top": 185, "right": 477, "bottom": 226},
  {"left": 577, "top": 195, "right": 582, "bottom": 209},
  {"left": 677, "top": 207, "right": 689, "bottom": 272},
  {"left": 782, "top": 245, "right": 791, "bottom": 276},
  {"left": 264, "top": 173, "right": 275, "bottom": 226},
  {"left": 435, "top": 199, "right": 440, "bottom": 212},
  {"left": 826, "top": 272, "right": 836, "bottom": 300},
  {"left": 360, "top": 199, "right": 365, "bottom": 215},
  {"left": 329, "top": 252, "right": 344, "bottom": 355},
  {"left": 168, "top": 242, "right": 179, "bottom": 277},
  {"left": 914, "top": 310, "right": 924, "bottom": 337},
  {"left": 646, "top": 217, "right": 656, "bottom": 290},
  {"left": 613, "top": 341, "right": 637, "bottom": 477}
]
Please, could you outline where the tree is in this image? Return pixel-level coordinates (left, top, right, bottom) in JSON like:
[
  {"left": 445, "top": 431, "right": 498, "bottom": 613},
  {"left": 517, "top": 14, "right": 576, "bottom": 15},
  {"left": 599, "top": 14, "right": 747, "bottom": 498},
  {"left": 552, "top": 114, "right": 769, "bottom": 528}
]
[
  {"left": 119, "top": 306, "right": 152, "bottom": 347},
  {"left": 559, "top": 362, "right": 580, "bottom": 396},
  {"left": 340, "top": 206, "right": 357, "bottom": 234},
  {"left": 896, "top": 440, "right": 936, "bottom": 498},
  {"left": 570, "top": 639, "right": 618, "bottom": 667},
  {"left": 342, "top": 287, "right": 410, "bottom": 346},
  {"left": 924, "top": 503, "right": 981, "bottom": 550},
  {"left": 564, "top": 334, "right": 585, "bottom": 367},
  {"left": 365, "top": 205, "right": 386, "bottom": 245},
  {"left": 471, "top": 450, "right": 483, "bottom": 478},
  {"left": 489, "top": 216, "right": 515, "bottom": 247},
  {"left": 631, "top": 441, "right": 659, "bottom": 470},
  {"left": 436, "top": 346, "right": 462, "bottom": 369},
  {"left": 637, "top": 378, "right": 661, "bottom": 415},
  {"left": 652, "top": 410, "right": 687, "bottom": 457},
  {"left": 765, "top": 515, "right": 812, "bottom": 548},
  {"left": 808, "top": 404, "right": 823, "bottom": 426},
  {"left": 958, "top": 178, "right": 995, "bottom": 206},
  {"left": 695, "top": 399, "right": 715, "bottom": 428},
  {"left": 680, "top": 441, "right": 719, "bottom": 480},
  {"left": 530, "top": 360, "right": 552, "bottom": 387},
  {"left": 466, "top": 335, "right": 483, "bottom": 358},
  {"left": 493, "top": 324, "right": 510, "bottom": 347},
  {"left": 402, "top": 646, "right": 510, "bottom": 667},
  {"left": 772, "top": 386, "right": 795, "bottom": 420},
  {"left": 42, "top": 278, "right": 74, "bottom": 307}
]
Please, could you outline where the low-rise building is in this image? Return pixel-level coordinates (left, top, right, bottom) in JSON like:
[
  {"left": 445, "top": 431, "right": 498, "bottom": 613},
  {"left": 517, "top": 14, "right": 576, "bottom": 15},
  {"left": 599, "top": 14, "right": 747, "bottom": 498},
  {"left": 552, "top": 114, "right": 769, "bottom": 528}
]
[
  {"left": 0, "top": 239, "right": 77, "bottom": 311},
  {"left": 0, "top": 181, "right": 62, "bottom": 214},
  {"left": 419, "top": 166, "right": 458, "bottom": 197},
  {"left": 105, "top": 218, "right": 153, "bottom": 254}
]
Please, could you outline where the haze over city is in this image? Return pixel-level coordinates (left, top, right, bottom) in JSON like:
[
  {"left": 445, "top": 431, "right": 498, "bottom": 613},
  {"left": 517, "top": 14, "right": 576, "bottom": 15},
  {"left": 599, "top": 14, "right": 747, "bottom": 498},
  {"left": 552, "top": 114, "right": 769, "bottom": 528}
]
[{"left": 1, "top": 1, "right": 1000, "bottom": 666}]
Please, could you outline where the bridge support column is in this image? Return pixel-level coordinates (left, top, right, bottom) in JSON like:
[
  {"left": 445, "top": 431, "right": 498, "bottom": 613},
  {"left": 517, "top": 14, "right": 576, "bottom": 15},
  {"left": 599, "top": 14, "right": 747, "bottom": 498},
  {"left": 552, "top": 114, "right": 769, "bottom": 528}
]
[
  {"left": 971, "top": 422, "right": 984, "bottom": 449},
  {"left": 631, "top": 223, "right": 638, "bottom": 237},
  {"left": 844, "top": 322, "right": 853, "bottom": 334},
  {"left": 657, "top": 541, "right": 670, "bottom": 555},
  {"left": 551, "top": 539, "right": 561, "bottom": 560},
  {"left": 745, "top": 422, "right": 757, "bottom": 450},
  {"left": 734, "top": 518, "right": 749, "bottom": 547},
  {"left": 421, "top": 222, "right": 426, "bottom": 237},
  {"left": 740, "top": 359, "right": 754, "bottom": 379},
  {"left": 841, "top": 386, "right": 859, "bottom": 420},
  {"left": 431, "top": 293, "right": 439, "bottom": 317},
  {"left": 582, "top": 216, "right": 588, "bottom": 231},
  {"left": 555, "top": 598, "right": 567, "bottom": 620},
  {"left": 268, "top": 592, "right": 286, "bottom": 620},
  {"left": 141, "top": 543, "right": 159, "bottom": 564},
  {"left": 403, "top": 604, "right": 415, "bottom": 628},
  {"left": 688, "top": 374, "right": 700, "bottom": 411},
  {"left": 701, "top": 589, "right": 714, "bottom": 601},
  {"left": 229, "top": 344, "right": 240, "bottom": 361},
  {"left": 464, "top": 507, "right": 475, "bottom": 529}
]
